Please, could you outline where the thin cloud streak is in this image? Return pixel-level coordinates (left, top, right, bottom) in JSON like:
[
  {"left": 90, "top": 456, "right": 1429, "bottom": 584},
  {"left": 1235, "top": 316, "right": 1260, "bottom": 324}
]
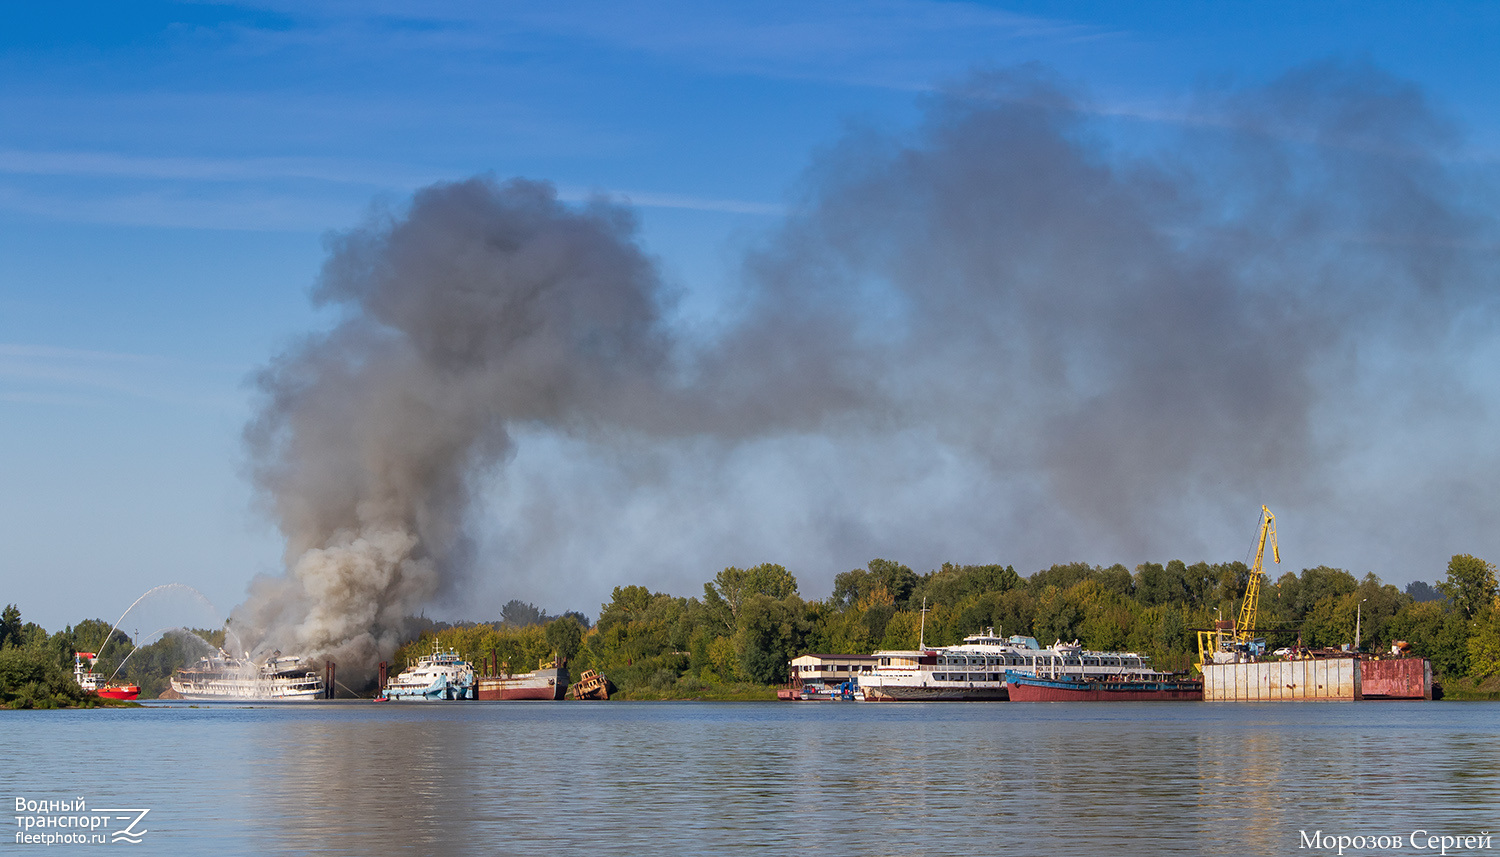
[
  {"left": 0, "top": 159, "right": 785, "bottom": 230},
  {"left": 0, "top": 343, "right": 244, "bottom": 409},
  {"left": 0, "top": 343, "right": 162, "bottom": 364},
  {"left": 222, "top": 0, "right": 1107, "bottom": 93},
  {"left": 0, "top": 184, "right": 366, "bottom": 232},
  {"left": 560, "top": 187, "right": 785, "bottom": 217},
  {"left": 0, "top": 149, "right": 435, "bottom": 187}
]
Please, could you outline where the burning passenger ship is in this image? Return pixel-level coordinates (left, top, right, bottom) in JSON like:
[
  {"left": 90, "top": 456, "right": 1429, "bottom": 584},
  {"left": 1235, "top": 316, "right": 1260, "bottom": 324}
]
[{"left": 169, "top": 649, "right": 326, "bottom": 700}]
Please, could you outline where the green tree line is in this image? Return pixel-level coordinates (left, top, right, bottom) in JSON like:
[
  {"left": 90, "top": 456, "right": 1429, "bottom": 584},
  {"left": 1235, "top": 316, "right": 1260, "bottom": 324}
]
[
  {"left": 418, "top": 553, "right": 1500, "bottom": 699},
  {"left": 11, "top": 551, "right": 1499, "bottom": 703}
]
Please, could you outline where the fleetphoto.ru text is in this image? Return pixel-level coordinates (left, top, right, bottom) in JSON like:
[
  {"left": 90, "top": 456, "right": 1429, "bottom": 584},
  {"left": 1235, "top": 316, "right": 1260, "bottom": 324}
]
[{"left": 13, "top": 797, "right": 150, "bottom": 846}]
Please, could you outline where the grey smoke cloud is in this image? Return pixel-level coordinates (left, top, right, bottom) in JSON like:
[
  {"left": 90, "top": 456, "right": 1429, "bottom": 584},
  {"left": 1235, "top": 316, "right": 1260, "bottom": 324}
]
[
  {"left": 233, "top": 180, "right": 678, "bottom": 673},
  {"left": 235, "top": 61, "right": 1499, "bottom": 673}
]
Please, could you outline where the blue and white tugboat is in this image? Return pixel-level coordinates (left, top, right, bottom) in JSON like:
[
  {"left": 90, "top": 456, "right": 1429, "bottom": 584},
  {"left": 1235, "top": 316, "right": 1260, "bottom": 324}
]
[{"left": 378, "top": 643, "right": 476, "bottom": 701}]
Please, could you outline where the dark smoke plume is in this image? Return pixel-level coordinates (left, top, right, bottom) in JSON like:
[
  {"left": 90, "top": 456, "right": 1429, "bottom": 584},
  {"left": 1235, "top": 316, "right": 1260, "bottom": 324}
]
[
  {"left": 235, "top": 62, "right": 1498, "bottom": 674},
  {"left": 234, "top": 179, "right": 677, "bottom": 673}
]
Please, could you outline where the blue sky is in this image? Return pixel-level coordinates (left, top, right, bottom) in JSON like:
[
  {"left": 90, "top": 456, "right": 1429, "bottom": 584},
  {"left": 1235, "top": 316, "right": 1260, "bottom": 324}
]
[{"left": 4, "top": 1, "right": 1500, "bottom": 636}]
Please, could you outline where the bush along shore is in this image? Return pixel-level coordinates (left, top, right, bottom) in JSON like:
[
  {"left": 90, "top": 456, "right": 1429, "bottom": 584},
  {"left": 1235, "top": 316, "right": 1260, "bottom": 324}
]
[{"left": 0, "top": 647, "right": 137, "bottom": 709}]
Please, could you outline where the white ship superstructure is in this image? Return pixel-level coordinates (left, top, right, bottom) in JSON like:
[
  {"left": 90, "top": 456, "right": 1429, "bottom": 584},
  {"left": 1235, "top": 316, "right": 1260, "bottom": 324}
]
[
  {"left": 379, "top": 644, "right": 475, "bottom": 701},
  {"left": 170, "top": 650, "right": 325, "bottom": 700},
  {"left": 860, "top": 630, "right": 1162, "bottom": 701}
]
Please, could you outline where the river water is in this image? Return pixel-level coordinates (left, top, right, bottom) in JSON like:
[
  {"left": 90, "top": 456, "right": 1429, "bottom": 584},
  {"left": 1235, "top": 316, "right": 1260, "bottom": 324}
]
[{"left": 3, "top": 701, "right": 1497, "bottom": 856}]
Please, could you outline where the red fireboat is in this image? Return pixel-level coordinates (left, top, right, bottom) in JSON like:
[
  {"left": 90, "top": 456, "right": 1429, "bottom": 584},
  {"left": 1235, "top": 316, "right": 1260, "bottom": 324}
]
[{"left": 74, "top": 652, "right": 140, "bottom": 701}]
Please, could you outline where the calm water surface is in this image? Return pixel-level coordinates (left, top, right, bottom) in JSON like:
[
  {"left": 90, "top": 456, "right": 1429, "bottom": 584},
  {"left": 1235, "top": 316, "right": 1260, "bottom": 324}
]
[{"left": 3, "top": 701, "right": 1497, "bottom": 856}]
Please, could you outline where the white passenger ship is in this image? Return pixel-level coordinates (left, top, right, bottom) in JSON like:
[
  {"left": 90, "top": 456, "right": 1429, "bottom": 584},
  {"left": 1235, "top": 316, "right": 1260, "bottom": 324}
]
[
  {"left": 169, "top": 650, "right": 326, "bottom": 700},
  {"left": 378, "top": 644, "right": 475, "bottom": 701},
  {"left": 861, "top": 629, "right": 1162, "bottom": 701}
]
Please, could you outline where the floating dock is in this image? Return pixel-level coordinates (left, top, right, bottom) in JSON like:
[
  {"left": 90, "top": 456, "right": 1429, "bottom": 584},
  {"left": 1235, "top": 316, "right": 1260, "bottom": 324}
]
[
  {"left": 1201, "top": 657, "right": 1431, "bottom": 701},
  {"left": 1360, "top": 658, "right": 1434, "bottom": 700}
]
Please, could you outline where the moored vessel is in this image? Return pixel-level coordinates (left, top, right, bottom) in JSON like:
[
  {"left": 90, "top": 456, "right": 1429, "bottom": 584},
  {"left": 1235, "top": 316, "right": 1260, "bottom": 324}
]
[
  {"left": 777, "top": 680, "right": 859, "bottom": 701},
  {"left": 379, "top": 644, "right": 476, "bottom": 701},
  {"left": 476, "top": 654, "right": 566, "bottom": 701},
  {"left": 170, "top": 649, "right": 325, "bottom": 700},
  {"left": 1003, "top": 669, "right": 1203, "bottom": 701},
  {"left": 860, "top": 629, "right": 1166, "bottom": 702}
]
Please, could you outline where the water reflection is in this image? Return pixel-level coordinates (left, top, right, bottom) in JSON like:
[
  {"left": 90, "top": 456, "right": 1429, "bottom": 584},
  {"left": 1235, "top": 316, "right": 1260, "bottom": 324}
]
[
  {"left": 249, "top": 707, "right": 487, "bottom": 855},
  {"left": 2, "top": 701, "right": 1497, "bottom": 856}
]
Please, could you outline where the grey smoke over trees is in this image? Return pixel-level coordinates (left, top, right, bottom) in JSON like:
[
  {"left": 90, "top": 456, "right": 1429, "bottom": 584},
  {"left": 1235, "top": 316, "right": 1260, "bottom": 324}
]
[
  {"left": 232, "top": 62, "right": 1499, "bottom": 674},
  {"left": 233, "top": 181, "right": 681, "bottom": 673}
]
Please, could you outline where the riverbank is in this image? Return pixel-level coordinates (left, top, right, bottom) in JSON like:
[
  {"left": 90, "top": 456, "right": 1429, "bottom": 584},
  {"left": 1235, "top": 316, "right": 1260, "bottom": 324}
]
[
  {"left": 1437, "top": 674, "right": 1500, "bottom": 700},
  {"left": 613, "top": 681, "right": 779, "bottom": 701},
  {"left": 3, "top": 690, "right": 143, "bottom": 710}
]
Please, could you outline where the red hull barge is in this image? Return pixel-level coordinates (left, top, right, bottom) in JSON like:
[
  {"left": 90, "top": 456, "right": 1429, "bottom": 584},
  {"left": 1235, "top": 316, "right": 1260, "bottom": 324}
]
[
  {"left": 475, "top": 652, "right": 567, "bottom": 701},
  {"left": 475, "top": 675, "right": 564, "bottom": 700},
  {"left": 1004, "top": 670, "right": 1202, "bottom": 702}
]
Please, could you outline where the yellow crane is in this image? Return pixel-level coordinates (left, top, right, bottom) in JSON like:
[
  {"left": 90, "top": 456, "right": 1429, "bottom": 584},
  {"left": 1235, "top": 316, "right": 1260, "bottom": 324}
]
[
  {"left": 1236, "top": 505, "right": 1278, "bottom": 647},
  {"left": 1198, "top": 505, "right": 1280, "bottom": 669}
]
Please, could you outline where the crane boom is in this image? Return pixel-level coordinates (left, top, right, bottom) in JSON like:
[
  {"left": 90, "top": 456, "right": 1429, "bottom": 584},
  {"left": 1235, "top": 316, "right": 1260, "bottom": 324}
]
[
  {"left": 1235, "top": 505, "right": 1278, "bottom": 645},
  {"left": 1196, "top": 505, "right": 1281, "bottom": 672}
]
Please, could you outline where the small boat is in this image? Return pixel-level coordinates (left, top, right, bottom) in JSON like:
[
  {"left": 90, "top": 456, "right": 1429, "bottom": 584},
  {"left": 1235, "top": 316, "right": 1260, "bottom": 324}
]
[
  {"left": 379, "top": 643, "right": 476, "bottom": 701},
  {"left": 1003, "top": 669, "right": 1203, "bottom": 702},
  {"left": 74, "top": 652, "right": 140, "bottom": 701},
  {"left": 569, "top": 669, "right": 611, "bottom": 701},
  {"left": 777, "top": 681, "right": 859, "bottom": 701}
]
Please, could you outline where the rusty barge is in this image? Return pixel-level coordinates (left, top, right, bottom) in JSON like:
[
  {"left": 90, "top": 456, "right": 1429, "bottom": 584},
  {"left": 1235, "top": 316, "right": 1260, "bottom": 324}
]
[{"left": 476, "top": 654, "right": 567, "bottom": 701}]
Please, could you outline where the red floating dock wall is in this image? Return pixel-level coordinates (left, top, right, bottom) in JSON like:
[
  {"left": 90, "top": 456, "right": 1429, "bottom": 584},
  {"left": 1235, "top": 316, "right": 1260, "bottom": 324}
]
[{"left": 1359, "top": 658, "right": 1432, "bottom": 700}]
